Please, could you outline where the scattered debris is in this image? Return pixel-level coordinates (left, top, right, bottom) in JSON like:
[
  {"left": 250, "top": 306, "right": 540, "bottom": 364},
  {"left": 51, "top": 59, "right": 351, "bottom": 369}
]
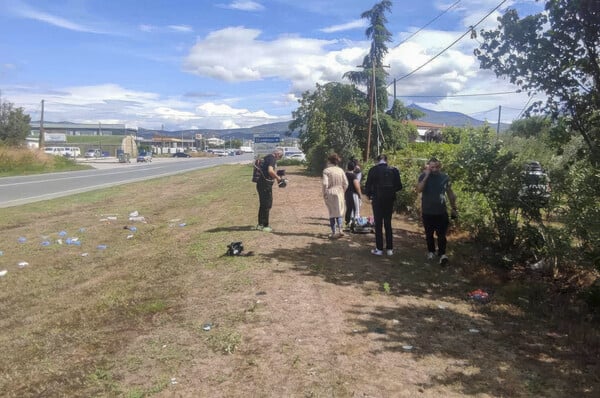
[
  {"left": 402, "top": 345, "right": 413, "bottom": 351},
  {"left": 58, "top": 231, "right": 67, "bottom": 237},
  {"left": 170, "top": 377, "right": 177, "bottom": 385},
  {"left": 96, "top": 244, "right": 107, "bottom": 250},
  {"left": 18, "top": 261, "right": 29, "bottom": 269},
  {"left": 126, "top": 234, "right": 134, "bottom": 239},
  {"left": 81, "top": 253, "right": 89, "bottom": 257},
  {"left": 202, "top": 323, "right": 212, "bottom": 331},
  {"left": 467, "top": 289, "right": 491, "bottom": 303},
  {"left": 469, "top": 328, "right": 480, "bottom": 333},
  {"left": 0, "top": 270, "right": 7, "bottom": 277},
  {"left": 18, "top": 237, "right": 27, "bottom": 243},
  {"left": 41, "top": 241, "right": 51, "bottom": 246},
  {"left": 226, "top": 242, "right": 244, "bottom": 256},
  {"left": 124, "top": 226, "right": 137, "bottom": 232},
  {"left": 129, "top": 211, "right": 139, "bottom": 217}
]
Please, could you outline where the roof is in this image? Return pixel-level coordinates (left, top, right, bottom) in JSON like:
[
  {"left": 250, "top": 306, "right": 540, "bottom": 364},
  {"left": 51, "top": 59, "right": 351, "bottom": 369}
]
[{"left": 406, "top": 120, "right": 445, "bottom": 129}]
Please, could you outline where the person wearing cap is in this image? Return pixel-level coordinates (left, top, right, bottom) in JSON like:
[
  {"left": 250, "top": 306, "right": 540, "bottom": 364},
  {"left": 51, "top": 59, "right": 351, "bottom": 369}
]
[{"left": 255, "top": 148, "right": 284, "bottom": 232}]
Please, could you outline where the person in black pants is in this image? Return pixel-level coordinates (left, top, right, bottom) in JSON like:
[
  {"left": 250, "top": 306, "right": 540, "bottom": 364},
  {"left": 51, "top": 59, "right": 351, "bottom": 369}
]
[
  {"left": 256, "top": 149, "right": 284, "bottom": 232},
  {"left": 344, "top": 160, "right": 362, "bottom": 227},
  {"left": 365, "top": 154, "right": 402, "bottom": 256},
  {"left": 416, "top": 157, "right": 457, "bottom": 265}
]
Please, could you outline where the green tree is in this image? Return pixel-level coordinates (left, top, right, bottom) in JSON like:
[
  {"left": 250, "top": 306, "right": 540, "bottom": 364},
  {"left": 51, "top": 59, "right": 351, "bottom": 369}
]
[
  {"left": 343, "top": 0, "right": 393, "bottom": 112},
  {"left": 474, "top": 0, "right": 600, "bottom": 166},
  {"left": 0, "top": 101, "right": 31, "bottom": 147},
  {"left": 289, "top": 82, "right": 367, "bottom": 174},
  {"left": 386, "top": 99, "right": 425, "bottom": 121}
]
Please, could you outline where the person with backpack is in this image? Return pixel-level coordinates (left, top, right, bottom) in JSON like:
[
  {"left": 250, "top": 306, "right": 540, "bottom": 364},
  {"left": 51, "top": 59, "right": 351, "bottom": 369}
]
[
  {"left": 365, "top": 154, "right": 403, "bottom": 256},
  {"left": 416, "top": 157, "right": 457, "bottom": 265},
  {"left": 254, "top": 149, "right": 284, "bottom": 232}
]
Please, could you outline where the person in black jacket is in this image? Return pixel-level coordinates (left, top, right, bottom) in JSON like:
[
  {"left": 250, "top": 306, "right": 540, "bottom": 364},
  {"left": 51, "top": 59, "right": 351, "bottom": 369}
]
[
  {"left": 365, "top": 154, "right": 403, "bottom": 256},
  {"left": 255, "top": 149, "right": 284, "bottom": 232}
]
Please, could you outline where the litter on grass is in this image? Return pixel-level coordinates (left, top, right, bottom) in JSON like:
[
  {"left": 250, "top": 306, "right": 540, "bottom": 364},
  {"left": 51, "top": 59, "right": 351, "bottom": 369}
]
[
  {"left": 467, "top": 289, "right": 491, "bottom": 303},
  {"left": 0, "top": 270, "right": 7, "bottom": 277},
  {"left": 18, "top": 237, "right": 27, "bottom": 243},
  {"left": 202, "top": 323, "right": 212, "bottom": 331},
  {"left": 18, "top": 261, "right": 29, "bottom": 269},
  {"left": 402, "top": 345, "right": 414, "bottom": 351}
]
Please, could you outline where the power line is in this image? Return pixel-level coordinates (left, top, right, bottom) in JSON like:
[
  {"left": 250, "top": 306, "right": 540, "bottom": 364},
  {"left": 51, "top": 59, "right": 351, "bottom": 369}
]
[
  {"left": 388, "top": 0, "right": 509, "bottom": 86},
  {"left": 399, "top": 90, "right": 517, "bottom": 98},
  {"left": 393, "top": 0, "right": 462, "bottom": 49}
]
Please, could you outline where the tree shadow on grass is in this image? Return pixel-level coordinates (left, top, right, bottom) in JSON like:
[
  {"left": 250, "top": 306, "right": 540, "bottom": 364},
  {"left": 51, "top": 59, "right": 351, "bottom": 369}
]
[{"left": 262, "top": 232, "right": 599, "bottom": 397}]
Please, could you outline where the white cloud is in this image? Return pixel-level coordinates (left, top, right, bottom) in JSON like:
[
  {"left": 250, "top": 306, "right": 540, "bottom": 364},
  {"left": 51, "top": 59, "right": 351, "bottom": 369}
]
[
  {"left": 168, "top": 25, "right": 193, "bottom": 33},
  {"left": 320, "top": 19, "right": 367, "bottom": 33},
  {"left": 10, "top": 2, "right": 107, "bottom": 34},
  {"left": 221, "top": 1, "right": 265, "bottom": 11},
  {"left": 5, "top": 83, "right": 286, "bottom": 130},
  {"left": 183, "top": 27, "right": 347, "bottom": 91}
]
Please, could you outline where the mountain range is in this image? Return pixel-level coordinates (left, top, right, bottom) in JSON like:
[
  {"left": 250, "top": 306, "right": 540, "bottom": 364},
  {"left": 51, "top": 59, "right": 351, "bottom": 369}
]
[{"left": 137, "top": 105, "right": 511, "bottom": 140}]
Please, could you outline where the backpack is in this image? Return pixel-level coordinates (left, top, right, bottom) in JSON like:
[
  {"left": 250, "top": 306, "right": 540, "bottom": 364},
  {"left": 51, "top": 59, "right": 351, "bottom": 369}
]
[
  {"left": 252, "top": 159, "right": 263, "bottom": 183},
  {"left": 377, "top": 166, "right": 402, "bottom": 195}
]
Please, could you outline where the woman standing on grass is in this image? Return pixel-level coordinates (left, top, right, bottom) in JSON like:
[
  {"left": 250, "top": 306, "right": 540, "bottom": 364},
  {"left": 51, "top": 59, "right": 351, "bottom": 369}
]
[{"left": 322, "top": 153, "right": 348, "bottom": 238}]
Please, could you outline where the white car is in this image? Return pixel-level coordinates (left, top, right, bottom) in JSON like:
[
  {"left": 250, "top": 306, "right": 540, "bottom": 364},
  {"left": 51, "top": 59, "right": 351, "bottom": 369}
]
[{"left": 286, "top": 152, "right": 306, "bottom": 161}]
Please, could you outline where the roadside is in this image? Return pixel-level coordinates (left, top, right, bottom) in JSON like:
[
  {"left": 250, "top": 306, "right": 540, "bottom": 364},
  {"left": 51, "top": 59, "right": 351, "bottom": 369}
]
[{"left": 0, "top": 164, "right": 597, "bottom": 397}]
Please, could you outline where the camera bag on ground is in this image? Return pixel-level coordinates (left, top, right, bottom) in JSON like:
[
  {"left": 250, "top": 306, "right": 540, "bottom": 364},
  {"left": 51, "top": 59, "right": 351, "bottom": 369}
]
[{"left": 350, "top": 216, "right": 374, "bottom": 234}]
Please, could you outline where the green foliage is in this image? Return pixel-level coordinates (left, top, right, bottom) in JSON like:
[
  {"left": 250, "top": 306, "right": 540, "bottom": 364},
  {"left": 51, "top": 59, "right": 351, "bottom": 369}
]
[
  {"left": 387, "top": 99, "right": 424, "bottom": 121},
  {"left": 343, "top": 0, "right": 393, "bottom": 111},
  {"left": 475, "top": 1, "right": 600, "bottom": 165},
  {"left": 0, "top": 101, "right": 31, "bottom": 146},
  {"left": 290, "top": 82, "right": 368, "bottom": 175}
]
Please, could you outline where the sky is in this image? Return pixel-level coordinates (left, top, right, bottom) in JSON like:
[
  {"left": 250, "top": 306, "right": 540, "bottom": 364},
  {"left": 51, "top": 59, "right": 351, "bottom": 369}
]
[{"left": 0, "top": 0, "right": 544, "bottom": 131}]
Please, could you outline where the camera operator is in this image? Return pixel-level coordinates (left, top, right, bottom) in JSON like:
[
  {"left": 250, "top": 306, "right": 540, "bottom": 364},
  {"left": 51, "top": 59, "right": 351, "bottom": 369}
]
[{"left": 255, "top": 148, "right": 284, "bottom": 233}]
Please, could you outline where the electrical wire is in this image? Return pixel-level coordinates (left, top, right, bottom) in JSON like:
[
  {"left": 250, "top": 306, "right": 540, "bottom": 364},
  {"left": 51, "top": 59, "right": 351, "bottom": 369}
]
[
  {"left": 393, "top": 0, "right": 462, "bottom": 49},
  {"left": 388, "top": 0, "right": 509, "bottom": 86},
  {"left": 399, "top": 90, "right": 517, "bottom": 98}
]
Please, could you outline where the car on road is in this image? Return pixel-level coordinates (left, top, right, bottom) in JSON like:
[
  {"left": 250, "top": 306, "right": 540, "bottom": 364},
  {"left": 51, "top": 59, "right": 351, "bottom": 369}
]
[
  {"left": 172, "top": 152, "right": 191, "bottom": 158},
  {"left": 136, "top": 151, "right": 152, "bottom": 162},
  {"left": 84, "top": 148, "right": 102, "bottom": 158}
]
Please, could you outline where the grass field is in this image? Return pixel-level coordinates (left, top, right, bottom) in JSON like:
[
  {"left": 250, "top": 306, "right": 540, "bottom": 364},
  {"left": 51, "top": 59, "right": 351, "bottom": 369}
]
[{"left": 0, "top": 164, "right": 598, "bottom": 397}]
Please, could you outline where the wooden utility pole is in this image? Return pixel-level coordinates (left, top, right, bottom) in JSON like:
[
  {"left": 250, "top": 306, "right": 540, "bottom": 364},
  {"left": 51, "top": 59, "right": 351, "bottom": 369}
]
[
  {"left": 365, "top": 65, "right": 375, "bottom": 162},
  {"left": 496, "top": 105, "right": 502, "bottom": 135},
  {"left": 39, "top": 100, "right": 45, "bottom": 149}
]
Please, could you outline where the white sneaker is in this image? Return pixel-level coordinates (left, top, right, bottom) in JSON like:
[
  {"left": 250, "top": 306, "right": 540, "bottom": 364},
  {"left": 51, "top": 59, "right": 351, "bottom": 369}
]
[
  {"left": 439, "top": 254, "right": 449, "bottom": 266},
  {"left": 386, "top": 249, "right": 393, "bottom": 256},
  {"left": 427, "top": 252, "right": 436, "bottom": 260},
  {"left": 371, "top": 249, "right": 383, "bottom": 256}
]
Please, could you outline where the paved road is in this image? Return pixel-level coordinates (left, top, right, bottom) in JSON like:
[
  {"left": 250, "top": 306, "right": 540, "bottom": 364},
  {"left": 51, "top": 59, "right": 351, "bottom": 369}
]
[{"left": 0, "top": 154, "right": 253, "bottom": 208}]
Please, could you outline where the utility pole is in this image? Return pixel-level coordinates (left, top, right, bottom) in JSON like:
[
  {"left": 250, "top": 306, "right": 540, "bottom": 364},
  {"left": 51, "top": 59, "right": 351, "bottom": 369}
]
[
  {"left": 366, "top": 64, "right": 375, "bottom": 162},
  {"left": 39, "top": 100, "right": 45, "bottom": 149},
  {"left": 496, "top": 105, "right": 502, "bottom": 135}
]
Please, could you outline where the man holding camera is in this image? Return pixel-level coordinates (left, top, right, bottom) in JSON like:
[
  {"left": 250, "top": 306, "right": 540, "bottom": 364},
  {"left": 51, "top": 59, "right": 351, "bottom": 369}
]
[
  {"left": 417, "top": 157, "right": 458, "bottom": 266},
  {"left": 255, "top": 148, "right": 284, "bottom": 233}
]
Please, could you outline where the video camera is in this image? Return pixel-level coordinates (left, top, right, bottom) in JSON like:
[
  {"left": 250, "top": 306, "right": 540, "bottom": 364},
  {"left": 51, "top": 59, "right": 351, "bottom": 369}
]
[{"left": 276, "top": 169, "right": 288, "bottom": 188}]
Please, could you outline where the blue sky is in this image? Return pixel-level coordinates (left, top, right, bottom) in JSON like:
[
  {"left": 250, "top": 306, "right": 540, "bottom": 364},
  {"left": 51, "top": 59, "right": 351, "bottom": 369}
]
[{"left": 0, "top": 0, "right": 543, "bottom": 130}]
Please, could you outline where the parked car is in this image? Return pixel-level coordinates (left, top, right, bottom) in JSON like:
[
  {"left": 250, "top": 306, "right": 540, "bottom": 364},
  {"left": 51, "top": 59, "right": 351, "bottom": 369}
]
[
  {"left": 136, "top": 151, "right": 152, "bottom": 162},
  {"left": 286, "top": 152, "right": 306, "bottom": 161},
  {"left": 172, "top": 152, "right": 191, "bottom": 158},
  {"left": 84, "top": 148, "right": 101, "bottom": 158}
]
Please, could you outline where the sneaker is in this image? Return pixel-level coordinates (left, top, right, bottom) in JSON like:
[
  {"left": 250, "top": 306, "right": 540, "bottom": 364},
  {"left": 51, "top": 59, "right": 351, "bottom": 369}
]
[
  {"left": 255, "top": 224, "right": 264, "bottom": 231},
  {"left": 439, "top": 254, "right": 449, "bottom": 266},
  {"left": 371, "top": 249, "right": 383, "bottom": 256},
  {"left": 386, "top": 249, "right": 393, "bottom": 256},
  {"left": 262, "top": 226, "right": 273, "bottom": 233},
  {"left": 427, "top": 252, "right": 436, "bottom": 260}
]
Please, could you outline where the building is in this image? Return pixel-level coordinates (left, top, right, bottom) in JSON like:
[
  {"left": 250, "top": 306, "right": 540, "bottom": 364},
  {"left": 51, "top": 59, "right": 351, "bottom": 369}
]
[
  {"left": 406, "top": 120, "right": 445, "bottom": 143},
  {"left": 30, "top": 121, "right": 136, "bottom": 137}
]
